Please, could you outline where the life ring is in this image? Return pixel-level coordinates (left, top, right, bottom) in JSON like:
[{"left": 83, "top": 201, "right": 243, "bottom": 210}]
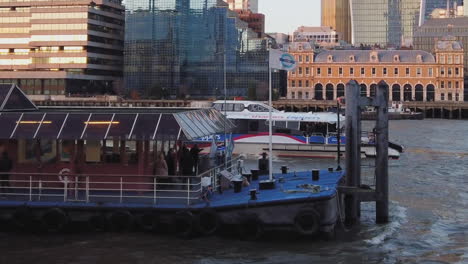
[
  {"left": 12, "top": 207, "right": 33, "bottom": 231},
  {"left": 195, "top": 209, "right": 220, "bottom": 236},
  {"left": 237, "top": 214, "right": 263, "bottom": 240},
  {"left": 58, "top": 168, "right": 71, "bottom": 184},
  {"left": 108, "top": 210, "right": 134, "bottom": 232},
  {"left": 137, "top": 213, "right": 159, "bottom": 232},
  {"left": 294, "top": 209, "right": 321, "bottom": 236},
  {"left": 40, "top": 208, "right": 69, "bottom": 232},
  {"left": 173, "top": 211, "right": 195, "bottom": 238}
]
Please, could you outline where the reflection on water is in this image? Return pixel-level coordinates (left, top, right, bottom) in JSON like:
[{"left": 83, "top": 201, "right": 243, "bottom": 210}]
[{"left": 0, "top": 120, "right": 467, "bottom": 264}]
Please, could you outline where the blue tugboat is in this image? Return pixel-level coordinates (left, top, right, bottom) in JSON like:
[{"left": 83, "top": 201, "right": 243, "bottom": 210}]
[{"left": 0, "top": 84, "right": 344, "bottom": 238}]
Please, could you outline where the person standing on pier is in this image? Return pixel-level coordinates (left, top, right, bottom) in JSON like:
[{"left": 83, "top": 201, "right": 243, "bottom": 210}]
[
  {"left": 0, "top": 152, "right": 12, "bottom": 194},
  {"left": 190, "top": 144, "right": 203, "bottom": 175}
]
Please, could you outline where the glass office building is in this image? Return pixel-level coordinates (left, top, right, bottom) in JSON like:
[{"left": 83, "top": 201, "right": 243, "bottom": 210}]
[
  {"left": 351, "top": 0, "right": 426, "bottom": 47},
  {"left": 124, "top": 0, "right": 273, "bottom": 99},
  {"left": 422, "top": 0, "right": 463, "bottom": 21},
  {"left": 0, "top": 0, "right": 124, "bottom": 95}
]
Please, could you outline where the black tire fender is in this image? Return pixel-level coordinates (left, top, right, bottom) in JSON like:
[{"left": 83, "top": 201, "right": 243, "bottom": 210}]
[
  {"left": 237, "top": 214, "right": 264, "bottom": 240},
  {"left": 173, "top": 211, "right": 195, "bottom": 238},
  {"left": 108, "top": 210, "right": 133, "bottom": 232},
  {"left": 294, "top": 209, "right": 321, "bottom": 236},
  {"left": 196, "top": 209, "right": 220, "bottom": 236},
  {"left": 137, "top": 212, "right": 159, "bottom": 232},
  {"left": 40, "top": 208, "right": 69, "bottom": 232}
]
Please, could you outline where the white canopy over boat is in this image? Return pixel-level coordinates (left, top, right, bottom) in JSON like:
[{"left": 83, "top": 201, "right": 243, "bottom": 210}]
[{"left": 212, "top": 100, "right": 345, "bottom": 125}]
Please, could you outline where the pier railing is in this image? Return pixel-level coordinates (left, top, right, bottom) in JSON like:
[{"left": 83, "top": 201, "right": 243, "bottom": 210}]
[{"left": 0, "top": 157, "right": 244, "bottom": 207}]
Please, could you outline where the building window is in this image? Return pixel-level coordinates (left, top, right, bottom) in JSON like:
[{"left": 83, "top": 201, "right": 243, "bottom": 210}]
[
  {"left": 448, "top": 68, "right": 452, "bottom": 76},
  {"left": 291, "top": 92, "right": 295, "bottom": 99},
  {"left": 383, "top": 68, "right": 387, "bottom": 75},
  {"left": 455, "top": 68, "right": 460, "bottom": 76},
  {"left": 448, "top": 81, "right": 452, "bottom": 89},
  {"left": 456, "top": 93, "right": 459, "bottom": 101},
  {"left": 305, "top": 92, "right": 309, "bottom": 99},
  {"left": 448, "top": 93, "right": 452, "bottom": 101},
  {"left": 328, "top": 67, "right": 332, "bottom": 75},
  {"left": 455, "top": 55, "right": 460, "bottom": 64},
  {"left": 456, "top": 81, "right": 459, "bottom": 89},
  {"left": 394, "top": 68, "right": 398, "bottom": 75},
  {"left": 448, "top": 56, "right": 452, "bottom": 64},
  {"left": 360, "top": 67, "right": 365, "bottom": 76},
  {"left": 428, "top": 68, "right": 433, "bottom": 77},
  {"left": 291, "top": 80, "right": 296, "bottom": 87},
  {"left": 299, "top": 67, "right": 303, "bottom": 75},
  {"left": 416, "top": 68, "right": 421, "bottom": 76},
  {"left": 372, "top": 68, "right": 376, "bottom": 75},
  {"left": 298, "top": 92, "right": 303, "bottom": 99},
  {"left": 406, "top": 68, "right": 410, "bottom": 76},
  {"left": 298, "top": 80, "right": 302, "bottom": 87},
  {"left": 339, "top": 67, "right": 343, "bottom": 75},
  {"left": 305, "top": 80, "right": 310, "bottom": 87},
  {"left": 440, "top": 81, "right": 445, "bottom": 89},
  {"left": 305, "top": 67, "right": 310, "bottom": 75},
  {"left": 317, "top": 68, "right": 321, "bottom": 76},
  {"left": 349, "top": 67, "right": 354, "bottom": 75},
  {"left": 440, "top": 67, "right": 445, "bottom": 76},
  {"left": 441, "top": 93, "right": 445, "bottom": 100},
  {"left": 305, "top": 55, "right": 310, "bottom": 62},
  {"left": 299, "top": 55, "right": 303, "bottom": 62},
  {"left": 440, "top": 55, "right": 445, "bottom": 63}
]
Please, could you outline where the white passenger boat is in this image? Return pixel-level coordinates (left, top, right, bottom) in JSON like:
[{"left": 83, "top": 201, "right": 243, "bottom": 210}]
[{"left": 195, "top": 100, "right": 401, "bottom": 159}]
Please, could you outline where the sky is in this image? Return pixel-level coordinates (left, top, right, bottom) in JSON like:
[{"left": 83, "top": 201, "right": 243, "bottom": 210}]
[{"left": 259, "top": 0, "right": 321, "bottom": 34}]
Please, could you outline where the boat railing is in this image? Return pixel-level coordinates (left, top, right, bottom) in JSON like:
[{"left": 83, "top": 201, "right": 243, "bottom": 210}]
[
  {"left": 0, "top": 157, "right": 244, "bottom": 207},
  {"left": 198, "top": 155, "right": 244, "bottom": 192},
  {"left": 0, "top": 172, "right": 203, "bottom": 206}
]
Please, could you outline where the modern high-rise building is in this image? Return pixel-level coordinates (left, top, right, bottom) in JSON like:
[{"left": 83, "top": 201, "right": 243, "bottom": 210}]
[
  {"left": 321, "top": 0, "right": 351, "bottom": 43},
  {"left": 349, "top": 0, "right": 464, "bottom": 47},
  {"left": 124, "top": 0, "right": 273, "bottom": 99},
  {"left": 0, "top": 0, "right": 125, "bottom": 95},
  {"left": 226, "top": 0, "right": 258, "bottom": 13}
]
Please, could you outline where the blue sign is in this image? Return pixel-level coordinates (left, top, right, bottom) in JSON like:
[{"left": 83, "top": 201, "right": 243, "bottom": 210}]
[{"left": 279, "top": 53, "right": 296, "bottom": 70}]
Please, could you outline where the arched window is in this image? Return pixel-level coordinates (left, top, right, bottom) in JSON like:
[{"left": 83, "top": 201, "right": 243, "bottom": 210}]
[
  {"left": 426, "top": 84, "right": 435, "bottom": 102},
  {"left": 370, "top": 84, "right": 377, "bottom": 97},
  {"left": 403, "top": 84, "right": 412, "bottom": 101},
  {"left": 326, "top": 84, "right": 334, "bottom": 100},
  {"left": 337, "top": 84, "right": 345, "bottom": 98},
  {"left": 314, "top": 84, "right": 323, "bottom": 100},
  {"left": 392, "top": 84, "right": 401, "bottom": 101},
  {"left": 415, "top": 84, "right": 423, "bottom": 101},
  {"left": 360, "top": 84, "right": 367, "bottom": 97}
]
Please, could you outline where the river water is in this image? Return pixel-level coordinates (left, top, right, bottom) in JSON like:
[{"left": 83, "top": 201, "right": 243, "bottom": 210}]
[{"left": 1, "top": 120, "right": 467, "bottom": 264}]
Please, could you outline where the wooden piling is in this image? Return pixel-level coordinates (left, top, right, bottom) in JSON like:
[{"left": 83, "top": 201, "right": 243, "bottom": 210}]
[
  {"left": 344, "top": 80, "right": 361, "bottom": 226},
  {"left": 375, "top": 81, "right": 389, "bottom": 223}
]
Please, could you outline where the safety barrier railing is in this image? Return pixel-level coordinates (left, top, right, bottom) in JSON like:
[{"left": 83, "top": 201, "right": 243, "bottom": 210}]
[
  {"left": 0, "top": 157, "right": 245, "bottom": 207},
  {"left": 0, "top": 172, "right": 203, "bottom": 206}
]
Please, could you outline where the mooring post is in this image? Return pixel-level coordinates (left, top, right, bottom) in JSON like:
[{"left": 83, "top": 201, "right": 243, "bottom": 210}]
[
  {"left": 344, "top": 80, "right": 361, "bottom": 226},
  {"left": 375, "top": 81, "right": 389, "bottom": 223}
]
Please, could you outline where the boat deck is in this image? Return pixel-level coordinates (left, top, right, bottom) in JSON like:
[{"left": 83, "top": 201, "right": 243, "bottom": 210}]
[{"left": 0, "top": 170, "right": 344, "bottom": 211}]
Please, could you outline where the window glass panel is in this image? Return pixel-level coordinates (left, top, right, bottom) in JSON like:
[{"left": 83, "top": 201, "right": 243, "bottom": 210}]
[
  {"left": 106, "top": 114, "right": 137, "bottom": 140},
  {"left": 130, "top": 114, "right": 160, "bottom": 140},
  {"left": 59, "top": 113, "right": 90, "bottom": 140},
  {"left": 0, "top": 113, "right": 21, "bottom": 138},
  {"left": 12, "top": 113, "right": 45, "bottom": 139},
  {"left": 35, "top": 113, "right": 67, "bottom": 139},
  {"left": 81, "top": 114, "right": 113, "bottom": 140}
]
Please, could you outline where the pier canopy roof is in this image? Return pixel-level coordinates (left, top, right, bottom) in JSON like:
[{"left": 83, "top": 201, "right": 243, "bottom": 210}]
[
  {"left": 0, "top": 83, "right": 233, "bottom": 140},
  {"left": 0, "top": 109, "right": 233, "bottom": 141}
]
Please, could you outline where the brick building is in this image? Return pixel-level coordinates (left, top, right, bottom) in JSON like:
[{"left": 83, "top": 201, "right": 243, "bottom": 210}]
[{"left": 287, "top": 39, "right": 464, "bottom": 102}]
